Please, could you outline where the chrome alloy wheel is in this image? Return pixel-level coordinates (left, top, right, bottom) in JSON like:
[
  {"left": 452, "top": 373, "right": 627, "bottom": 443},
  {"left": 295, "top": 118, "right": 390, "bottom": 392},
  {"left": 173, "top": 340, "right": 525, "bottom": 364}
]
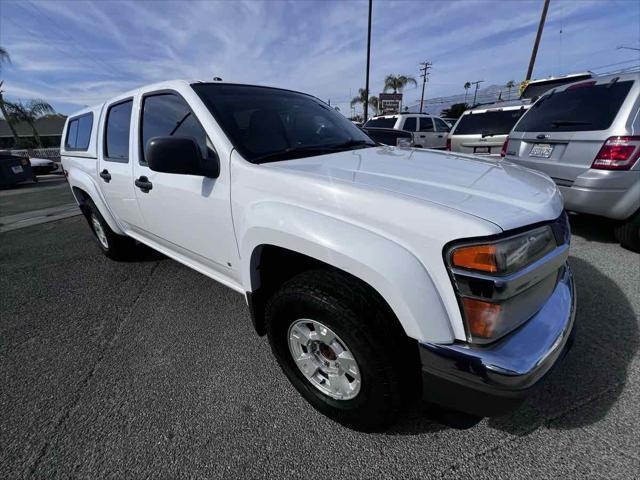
[
  {"left": 91, "top": 214, "right": 109, "bottom": 249},
  {"left": 288, "top": 319, "right": 361, "bottom": 400}
]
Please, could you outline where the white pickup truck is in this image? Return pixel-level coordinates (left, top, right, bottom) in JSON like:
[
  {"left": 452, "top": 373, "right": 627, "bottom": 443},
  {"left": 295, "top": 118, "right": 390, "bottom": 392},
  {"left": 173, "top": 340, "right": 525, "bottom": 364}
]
[{"left": 61, "top": 80, "right": 576, "bottom": 431}]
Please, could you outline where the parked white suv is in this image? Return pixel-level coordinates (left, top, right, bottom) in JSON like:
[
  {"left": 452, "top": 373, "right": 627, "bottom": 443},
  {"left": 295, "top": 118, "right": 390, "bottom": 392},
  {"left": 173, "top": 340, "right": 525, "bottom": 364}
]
[
  {"left": 363, "top": 113, "right": 450, "bottom": 149},
  {"left": 61, "top": 80, "right": 575, "bottom": 431},
  {"left": 447, "top": 104, "right": 531, "bottom": 157}
]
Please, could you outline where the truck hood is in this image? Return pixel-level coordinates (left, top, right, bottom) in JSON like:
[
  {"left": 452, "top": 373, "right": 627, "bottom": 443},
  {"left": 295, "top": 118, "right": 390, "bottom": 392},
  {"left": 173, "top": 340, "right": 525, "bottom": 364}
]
[{"left": 265, "top": 146, "right": 563, "bottom": 231}]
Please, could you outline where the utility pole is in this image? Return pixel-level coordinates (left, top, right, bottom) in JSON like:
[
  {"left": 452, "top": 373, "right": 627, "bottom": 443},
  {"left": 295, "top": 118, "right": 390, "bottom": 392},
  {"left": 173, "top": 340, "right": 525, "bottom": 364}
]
[
  {"left": 418, "top": 61, "right": 432, "bottom": 113},
  {"left": 526, "top": 0, "right": 550, "bottom": 80},
  {"left": 470, "top": 80, "right": 484, "bottom": 106},
  {"left": 363, "top": 0, "right": 372, "bottom": 122}
]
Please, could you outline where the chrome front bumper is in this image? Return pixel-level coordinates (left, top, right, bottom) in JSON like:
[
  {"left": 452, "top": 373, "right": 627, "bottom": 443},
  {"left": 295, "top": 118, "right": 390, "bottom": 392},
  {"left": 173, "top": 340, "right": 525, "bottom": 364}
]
[{"left": 419, "top": 265, "right": 576, "bottom": 416}]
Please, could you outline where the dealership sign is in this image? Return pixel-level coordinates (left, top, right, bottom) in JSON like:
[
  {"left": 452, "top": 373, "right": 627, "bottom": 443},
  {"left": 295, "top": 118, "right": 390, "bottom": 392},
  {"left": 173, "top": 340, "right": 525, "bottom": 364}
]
[{"left": 379, "top": 93, "right": 403, "bottom": 114}]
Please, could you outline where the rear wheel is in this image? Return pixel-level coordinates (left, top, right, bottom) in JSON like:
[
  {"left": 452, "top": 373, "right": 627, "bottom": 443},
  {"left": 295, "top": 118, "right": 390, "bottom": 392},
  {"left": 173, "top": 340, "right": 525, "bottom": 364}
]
[
  {"left": 265, "top": 269, "right": 417, "bottom": 431},
  {"left": 83, "top": 198, "right": 137, "bottom": 260},
  {"left": 614, "top": 211, "right": 640, "bottom": 253}
]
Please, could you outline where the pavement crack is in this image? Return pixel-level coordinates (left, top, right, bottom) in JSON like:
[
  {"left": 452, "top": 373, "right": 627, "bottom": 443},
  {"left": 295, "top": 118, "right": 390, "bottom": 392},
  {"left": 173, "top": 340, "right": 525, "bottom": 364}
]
[{"left": 26, "top": 261, "right": 161, "bottom": 478}]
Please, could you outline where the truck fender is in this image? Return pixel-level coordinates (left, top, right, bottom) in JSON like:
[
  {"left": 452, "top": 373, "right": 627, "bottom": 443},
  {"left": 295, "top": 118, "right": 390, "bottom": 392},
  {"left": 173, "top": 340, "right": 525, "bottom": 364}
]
[
  {"left": 67, "top": 168, "right": 125, "bottom": 235},
  {"left": 241, "top": 202, "right": 454, "bottom": 343}
]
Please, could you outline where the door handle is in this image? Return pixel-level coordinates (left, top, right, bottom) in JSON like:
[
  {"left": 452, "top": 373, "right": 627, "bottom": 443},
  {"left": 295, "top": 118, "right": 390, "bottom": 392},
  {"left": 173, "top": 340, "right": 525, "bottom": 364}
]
[
  {"left": 135, "top": 176, "right": 153, "bottom": 193},
  {"left": 437, "top": 135, "right": 444, "bottom": 138},
  {"left": 99, "top": 169, "right": 111, "bottom": 182},
  {"left": 419, "top": 135, "right": 426, "bottom": 138}
]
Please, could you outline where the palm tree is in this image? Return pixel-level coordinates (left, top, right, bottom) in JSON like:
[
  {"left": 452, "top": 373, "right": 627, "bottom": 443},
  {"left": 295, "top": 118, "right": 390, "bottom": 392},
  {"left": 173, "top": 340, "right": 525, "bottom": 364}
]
[
  {"left": 350, "top": 88, "right": 369, "bottom": 110},
  {"left": 0, "top": 46, "right": 21, "bottom": 147},
  {"left": 506, "top": 80, "right": 516, "bottom": 100},
  {"left": 463, "top": 82, "right": 471, "bottom": 104},
  {"left": 368, "top": 95, "right": 379, "bottom": 116},
  {"left": 350, "top": 89, "right": 380, "bottom": 119},
  {"left": 4, "top": 99, "right": 55, "bottom": 148},
  {"left": 383, "top": 74, "right": 417, "bottom": 93}
]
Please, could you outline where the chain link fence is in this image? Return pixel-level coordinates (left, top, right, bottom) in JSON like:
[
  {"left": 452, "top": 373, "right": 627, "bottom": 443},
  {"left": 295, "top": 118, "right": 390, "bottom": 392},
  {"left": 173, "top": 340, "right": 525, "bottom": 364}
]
[{"left": 6, "top": 148, "right": 61, "bottom": 162}]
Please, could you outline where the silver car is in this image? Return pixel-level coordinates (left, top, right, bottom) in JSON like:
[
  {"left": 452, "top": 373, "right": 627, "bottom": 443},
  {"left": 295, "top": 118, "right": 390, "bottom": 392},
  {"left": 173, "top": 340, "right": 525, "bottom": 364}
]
[
  {"left": 447, "top": 104, "right": 531, "bottom": 157},
  {"left": 504, "top": 72, "right": 640, "bottom": 251}
]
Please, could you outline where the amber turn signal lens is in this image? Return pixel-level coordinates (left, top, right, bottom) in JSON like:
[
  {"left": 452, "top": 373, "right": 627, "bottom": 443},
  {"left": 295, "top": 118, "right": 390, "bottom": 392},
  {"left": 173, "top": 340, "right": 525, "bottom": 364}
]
[
  {"left": 462, "top": 298, "right": 501, "bottom": 338},
  {"left": 452, "top": 244, "right": 497, "bottom": 273}
]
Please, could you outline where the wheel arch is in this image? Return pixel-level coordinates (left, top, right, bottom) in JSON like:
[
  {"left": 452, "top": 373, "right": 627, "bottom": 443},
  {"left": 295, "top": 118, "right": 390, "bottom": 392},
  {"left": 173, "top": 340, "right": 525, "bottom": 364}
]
[
  {"left": 240, "top": 204, "right": 454, "bottom": 344},
  {"left": 67, "top": 169, "right": 125, "bottom": 235}
]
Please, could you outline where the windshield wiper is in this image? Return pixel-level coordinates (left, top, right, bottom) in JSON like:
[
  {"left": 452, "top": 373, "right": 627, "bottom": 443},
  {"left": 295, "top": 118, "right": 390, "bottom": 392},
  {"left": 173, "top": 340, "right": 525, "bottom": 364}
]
[
  {"left": 550, "top": 120, "right": 592, "bottom": 128},
  {"left": 253, "top": 140, "right": 375, "bottom": 164}
]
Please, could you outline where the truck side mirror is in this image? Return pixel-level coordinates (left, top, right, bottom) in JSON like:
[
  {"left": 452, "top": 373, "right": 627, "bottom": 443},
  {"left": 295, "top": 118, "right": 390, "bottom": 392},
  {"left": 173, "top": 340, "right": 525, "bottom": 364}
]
[{"left": 146, "top": 136, "right": 220, "bottom": 178}]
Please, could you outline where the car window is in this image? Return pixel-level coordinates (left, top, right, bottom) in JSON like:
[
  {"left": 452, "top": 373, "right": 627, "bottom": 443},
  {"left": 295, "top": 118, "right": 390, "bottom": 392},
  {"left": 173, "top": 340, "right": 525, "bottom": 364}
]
[
  {"left": 193, "top": 83, "right": 375, "bottom": 163},
  {"left": 363, "top": 117, "right": 397, "bottom": 128},
  {"left": 104, "top": 100, "right": 133, "bottom": 162},
  {"left": 453, "top": 109, "right": 526, "bottom": 136},
  {"left": 434, "top": 118, "right": 450, "bottom": 132},
  {"left": 403, "top": 117, "right": 417, "bottom": 132},
  {"left": 65, "top": 113, "right": 93, "bottom": 151},
  {"left": 141, "top": 93, "right": 209, "bottom": 164},
  {"left": 419, "top": 118, "right": 434, "bottom": 132},
  {"left": 515, "top": 80, "right": 633, "bottom": 132}
]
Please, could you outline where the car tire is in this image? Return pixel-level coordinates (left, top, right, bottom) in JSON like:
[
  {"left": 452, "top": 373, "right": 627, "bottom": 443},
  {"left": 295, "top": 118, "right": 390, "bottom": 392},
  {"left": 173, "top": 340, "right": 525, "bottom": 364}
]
[
  {"left": 265, "top": 269, "right": 417, "bottom": 431},
  {"left": 614, "top": 211, "right": 640, "bottom": 253},
  {"left": 83, "top": 198, "right": 137, "bottom": 260}
]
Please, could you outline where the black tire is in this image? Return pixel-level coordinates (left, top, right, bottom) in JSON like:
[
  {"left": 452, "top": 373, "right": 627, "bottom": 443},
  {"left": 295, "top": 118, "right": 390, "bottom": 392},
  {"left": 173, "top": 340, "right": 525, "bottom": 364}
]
[
  {"left": 614, "top": 211, "right": 640, "bottom": 253},
  {"left": 83, "top": 198, "right": 137, "bottom": 260},
  {"left": 265, "top": 269, "right": 418, "bottom": 431}
]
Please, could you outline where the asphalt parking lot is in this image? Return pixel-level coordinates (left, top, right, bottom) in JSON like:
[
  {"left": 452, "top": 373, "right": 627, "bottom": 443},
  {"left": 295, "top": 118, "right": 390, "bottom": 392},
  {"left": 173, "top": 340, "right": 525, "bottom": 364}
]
[{"left": 1, "top": 184, "right": 639, "bottom": 478}]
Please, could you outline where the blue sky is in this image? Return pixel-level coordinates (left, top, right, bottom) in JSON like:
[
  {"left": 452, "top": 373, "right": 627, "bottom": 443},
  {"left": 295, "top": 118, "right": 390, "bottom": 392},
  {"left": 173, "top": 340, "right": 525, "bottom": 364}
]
[{"left": 1, "top": 0, "right": 639, "bottom": 116}]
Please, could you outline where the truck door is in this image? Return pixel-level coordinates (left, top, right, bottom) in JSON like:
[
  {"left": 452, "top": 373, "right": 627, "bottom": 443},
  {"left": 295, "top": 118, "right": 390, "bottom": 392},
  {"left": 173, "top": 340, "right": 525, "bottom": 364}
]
[
  {"left": 432, "top": 118, "right": 451, "bottom": 149},
  {"left": 417, "top": 117, "right": 439, "bottom": 148},
  {"left": 97, "top": 97, "right": 145, "bottom": 229},
  {"left": 131, "top": 90, "right": 239, "bottom": 280}
]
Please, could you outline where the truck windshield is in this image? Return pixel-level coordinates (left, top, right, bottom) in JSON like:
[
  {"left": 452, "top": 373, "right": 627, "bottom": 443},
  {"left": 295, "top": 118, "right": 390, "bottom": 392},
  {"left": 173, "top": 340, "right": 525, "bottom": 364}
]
[
  {"left": 453, "top": 109, "right": 527, "bottom": 136},
  {"left": 192, "top": 83, "right": 376, "bottom": 163}
]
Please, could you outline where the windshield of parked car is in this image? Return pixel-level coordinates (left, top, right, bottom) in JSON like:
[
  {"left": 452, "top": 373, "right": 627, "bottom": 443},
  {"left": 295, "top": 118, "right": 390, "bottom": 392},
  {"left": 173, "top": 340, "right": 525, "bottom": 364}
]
[
  {"left": 514, "top": 80, "right": 633, "bottom": 132},
  {"left": 452, "top": 109, "right": 527, "bottom": 136},
  {"left": 192, "top": 83, "right": 376, "bottom": 163},
  {"left": 363, "top": 117, "right": 398, "bottom": 128}
]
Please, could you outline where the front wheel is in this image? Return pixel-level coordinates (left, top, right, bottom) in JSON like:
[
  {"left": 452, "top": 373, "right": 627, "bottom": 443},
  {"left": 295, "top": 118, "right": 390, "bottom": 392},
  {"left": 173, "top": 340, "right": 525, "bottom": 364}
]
[
  {"left": 614, "top": 211, "right": 640, "bottom": 253},
  {"left": 265, "top": 269, "right": 416, "bottom": 431}
]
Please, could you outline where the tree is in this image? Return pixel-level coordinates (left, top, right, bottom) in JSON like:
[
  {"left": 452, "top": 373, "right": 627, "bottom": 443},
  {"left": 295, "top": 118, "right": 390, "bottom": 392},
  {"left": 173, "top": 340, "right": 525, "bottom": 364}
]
[
  {"left": 463, "top": 82, "right": 471, "bottom": 104},
  {"left": 4, "top": 99, "right": 55, "bottom": 148},
  {"left": 383, "top": 74, "right": 417, "bottom": 93},
  {"left": 351, "top": 89, "right": 380, "bottom": 118},
  {"left": 368, "top": 95, "right": 379, "bottom": 116},
  {"left": 0, "top": 46, "right": 20, "bottom": 147},
  {"left": 506, "top": 80, "right": 516, "bottom": 100},
  {"left": 440, "top": 103, "right": 469, "bottom": 119}
]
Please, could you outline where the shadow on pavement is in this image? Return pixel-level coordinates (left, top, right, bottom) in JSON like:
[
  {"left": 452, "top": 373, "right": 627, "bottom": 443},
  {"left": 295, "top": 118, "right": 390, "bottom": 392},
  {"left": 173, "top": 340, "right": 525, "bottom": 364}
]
[
  {"left": 488, "top": 256, "right": 638, "bottom": 434},
  {"left": 568, "top": 213, "right": 618, "bottom": 244}
]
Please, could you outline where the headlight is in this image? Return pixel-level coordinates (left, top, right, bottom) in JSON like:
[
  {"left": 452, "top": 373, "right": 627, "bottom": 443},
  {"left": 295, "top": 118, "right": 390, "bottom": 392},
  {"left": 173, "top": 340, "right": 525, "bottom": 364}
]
[
  {"left": 451, "top": 226, "right": 556, "bottom": 275},
  {"left": 447, "top": 225, "right": 559, "bottom": 343}
]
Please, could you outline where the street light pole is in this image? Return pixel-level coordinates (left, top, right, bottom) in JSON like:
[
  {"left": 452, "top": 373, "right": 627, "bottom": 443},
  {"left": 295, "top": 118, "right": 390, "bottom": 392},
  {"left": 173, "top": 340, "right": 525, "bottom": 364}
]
[
  {"left": 526, "top": 0, "right": 550, "bottom": 81},
  {"left": 363, "top": 0, "right": 372, "bottom": 123},
  {"left": 419, "top": 61, "right": 432, "bottom": 113}
]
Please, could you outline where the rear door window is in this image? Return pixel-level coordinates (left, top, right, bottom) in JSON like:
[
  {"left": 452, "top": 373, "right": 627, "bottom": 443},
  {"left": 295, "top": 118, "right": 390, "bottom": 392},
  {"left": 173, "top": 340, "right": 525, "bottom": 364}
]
[
  {"left": 453, "top": 109, "right": 526, "bottom": 136},
  {"left": 65, "top": 113, "right": 93, "bottom": 150},
  {"left": 515, "top": 80, "right": 633, "bottom": 132},
  {"left": 104, "top": 100, "right": 133, "bottom": 162},
  {"left": 419, "top": 118, "right": 434, "bottom": 132},
  {"left": 364, "top": 117, "right": 397, "bottom": 128},
  {"left": 403, "top": 117, "right": 417, "bottom": 132}
]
